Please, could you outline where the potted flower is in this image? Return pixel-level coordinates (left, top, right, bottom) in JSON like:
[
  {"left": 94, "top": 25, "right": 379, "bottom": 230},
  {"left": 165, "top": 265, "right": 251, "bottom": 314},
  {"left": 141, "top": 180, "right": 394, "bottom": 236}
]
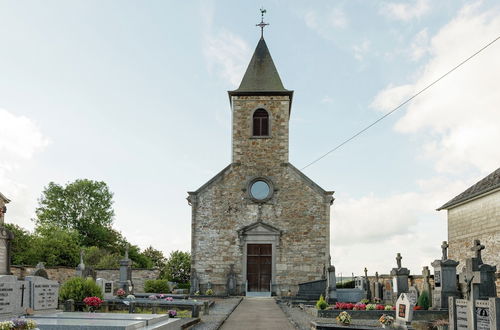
[
  {"left": 432, "top": 319, "right": 449, "bottom": 330},
  {"left": 83, "top": 296, "right": 104, "bottom": 312},
  {"left": 116, "top": 288, "right": 126, "bottom": 298},
  {"left": 336, "top": 311, "right": 351, "bottom": 326},
  {"left": 168, "top": 309, "right": 177, "bottom": 318},
  {"left": 205, "top": 289, "right": 214, "bottom": 296},
  {"left": 379, "top": 314, "right": 394, "bottom": 328}
]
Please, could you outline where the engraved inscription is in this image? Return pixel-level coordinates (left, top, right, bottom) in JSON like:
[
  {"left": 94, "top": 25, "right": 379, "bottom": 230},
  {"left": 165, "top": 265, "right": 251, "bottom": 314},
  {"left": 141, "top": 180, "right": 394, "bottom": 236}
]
[
  {"left": 0, "top": 282, "right": 15, "bottom": 314},
  {"left": 456, "top": 299, "right": 468, "bottom": 329}
]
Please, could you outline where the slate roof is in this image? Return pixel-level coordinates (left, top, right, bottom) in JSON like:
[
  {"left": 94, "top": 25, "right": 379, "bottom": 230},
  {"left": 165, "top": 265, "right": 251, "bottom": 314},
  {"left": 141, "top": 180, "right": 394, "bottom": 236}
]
[
  {"left": 231, "top": 37, "right": 288, "bottom": 93},
  {"left": 437, "top": 167, "right": 500, "bottom": 210}
]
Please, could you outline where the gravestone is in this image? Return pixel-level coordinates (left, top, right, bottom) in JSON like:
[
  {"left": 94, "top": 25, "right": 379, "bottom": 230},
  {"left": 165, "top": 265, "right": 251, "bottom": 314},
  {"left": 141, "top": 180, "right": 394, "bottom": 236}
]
[
  {"left": 32, "top": 262, "right": 49, "bottom": 279},
  {"left": 118, "top": 247, "right": 133, "bottom": 294},
  {"left": 448, "top": 240, "right": 499, "bottom": 330},
  {"left": 25, "top": 275, "right": 60, "bottom": 311},
  {"left": 226, "top": 264, "right": 237, "bottom": 295},
  {"left": 325, "top": 259, "right": 337, "bottom": 303},
  {"left": 96, "top": 278, "right": 114, "bottom": 299},
  {"left": 408, "top": 286, "right": 419, "bottom": 306},
  {"left": 431, "top": 241, "right": 459, "bottom": 309},
  {"left": 364, "top": 267, "right": 371, "bottom": 301},
  {"left": 373, "top": 272, "right": 383, "bottom": 301},
  {"left": 395, "top": 292, "right": 415, "bottom": 329},
  {"left": 0, "top": 226, "right": 13, "bottom": 275},
  {"left": 0, "top": 275, "right": 30, "bottom": 316},
  {"left": 390, "top": 253, "right": 410, "bottom": 303},
  {"left": 190, "top": 269, "right": 199, "bottom": 294},
  {"left": 354, "top": 276, "right": 367, "bottom": 291}
]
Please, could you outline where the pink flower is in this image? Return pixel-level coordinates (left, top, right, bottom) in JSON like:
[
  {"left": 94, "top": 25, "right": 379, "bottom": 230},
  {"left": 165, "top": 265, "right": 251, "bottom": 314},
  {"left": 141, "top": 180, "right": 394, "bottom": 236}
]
[
  {"left": 376, "top": 304, "right": 385, "bottom": 310},
  {"left": 165, "top": 297, "right": 174, "bottom": 301},
  {"left": 83, "top": 296, "right": 103, "bottom": 308}
]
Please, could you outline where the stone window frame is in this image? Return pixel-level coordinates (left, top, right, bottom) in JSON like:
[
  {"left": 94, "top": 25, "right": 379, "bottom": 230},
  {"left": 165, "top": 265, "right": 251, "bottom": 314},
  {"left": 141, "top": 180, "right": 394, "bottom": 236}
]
[
  {"left": 246, "top": 177, "right": 274, "bottom": 203},
  {"left": 250, "top": 107, "right": 272, "bottom": 139}
]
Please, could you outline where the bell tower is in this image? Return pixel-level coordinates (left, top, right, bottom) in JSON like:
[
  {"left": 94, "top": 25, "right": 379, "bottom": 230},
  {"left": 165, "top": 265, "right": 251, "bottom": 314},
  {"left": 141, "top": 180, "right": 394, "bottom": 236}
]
[{"left": 228, "top": 26, "right": 293, "bottom": 168}]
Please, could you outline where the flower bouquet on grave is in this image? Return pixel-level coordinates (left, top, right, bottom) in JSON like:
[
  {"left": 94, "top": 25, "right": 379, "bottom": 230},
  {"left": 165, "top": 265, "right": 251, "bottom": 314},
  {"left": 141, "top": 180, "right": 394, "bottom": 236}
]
[
  {"left": 0, "top": 319, "right": 37, "bottom": 330},
  {"left": 116, "top": 288, "right": 126, "bottom": 298},
  {"left": 83, "top": 296, "right": 104, "bottom": 312},
  {"left": 336, "top": 311, "right": 351, "bottom": 326},
  {"left": 432, "top": 319, "right": 449, "bottom": 330},
  {"left": 378, "top": 314, "right": 394, "bottom": 328},
  {"left": 168, "top": 309, "right": 177, "bottom": 318}
]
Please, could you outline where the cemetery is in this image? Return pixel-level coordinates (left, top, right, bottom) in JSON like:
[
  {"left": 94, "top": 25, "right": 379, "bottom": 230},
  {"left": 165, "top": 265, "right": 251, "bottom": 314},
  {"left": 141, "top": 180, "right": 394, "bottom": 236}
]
[{"left": 1, "top": 5, "right": 500, "bottom": 330}]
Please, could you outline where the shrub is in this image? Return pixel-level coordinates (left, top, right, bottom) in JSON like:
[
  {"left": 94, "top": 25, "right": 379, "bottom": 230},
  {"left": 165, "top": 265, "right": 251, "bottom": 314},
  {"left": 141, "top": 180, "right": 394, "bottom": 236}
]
[
  {"left": 417, "top": 290, "right": 430, "bottom": 310},
  {"left": 177, "top": 282, "right": 191, "bottom": 290},
  {"left": 59, "top": 277, "right": 103, "bottom": 302},
  {"left": 316, "top": 295, "right": 328, "bottom": 310},
  {"left": 144, "top": 280, "right": 170, "bottom": 293},
  {"left": 360, "top": 298, "right": 370, "bottom": 304},
  {"left": 205, "top": 289, "right": 214, "bottom": 296}
]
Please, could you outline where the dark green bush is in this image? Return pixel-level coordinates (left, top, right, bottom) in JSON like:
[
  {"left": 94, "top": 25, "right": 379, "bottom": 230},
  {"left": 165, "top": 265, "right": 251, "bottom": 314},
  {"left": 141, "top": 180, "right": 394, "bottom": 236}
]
[
  {"left": 177, "top": 282, "right": 191, "bottom": 290},
  {"left": 144, "top": 279, "right": 170, "bottom": 293},
  {"left": 316, "top": 295, "right": 328, "bottom": 310},
  {"left": 417, "top": 290, "right": 430, "bottom": 310},
  {"left": 59, "top": 277, "right": 103, "bottom": 302}
]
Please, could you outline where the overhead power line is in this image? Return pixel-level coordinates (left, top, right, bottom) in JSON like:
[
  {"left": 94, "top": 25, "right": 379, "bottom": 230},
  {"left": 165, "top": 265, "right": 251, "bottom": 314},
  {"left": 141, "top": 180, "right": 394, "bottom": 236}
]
[{"left": 300, "top": 34, "right": 500, "bottom": 171}]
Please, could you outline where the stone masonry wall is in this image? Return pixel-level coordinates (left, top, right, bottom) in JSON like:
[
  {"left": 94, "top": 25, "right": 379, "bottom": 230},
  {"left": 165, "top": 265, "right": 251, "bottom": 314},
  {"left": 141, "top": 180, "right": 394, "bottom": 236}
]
[
  {"left": 11, "top": 266, "right": 159, "bottom": 293},
  {"left": 190, "top": 95, "right": 332, "bottom": 296},
  {"left": 446, "top": 190, "right": 499, "bottom": 290}
]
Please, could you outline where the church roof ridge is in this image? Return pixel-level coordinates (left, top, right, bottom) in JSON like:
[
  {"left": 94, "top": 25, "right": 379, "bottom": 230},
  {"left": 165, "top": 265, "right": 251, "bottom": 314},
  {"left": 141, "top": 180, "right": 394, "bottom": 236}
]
[
  {"left": 437, "top": 167, "right": 500, "bottom": 210},
  {"left": 0, "top": 192, "right": 10, "bottom": 203},
  {"left": 229, "top": 37, "right": 291, "bottom": 94}
]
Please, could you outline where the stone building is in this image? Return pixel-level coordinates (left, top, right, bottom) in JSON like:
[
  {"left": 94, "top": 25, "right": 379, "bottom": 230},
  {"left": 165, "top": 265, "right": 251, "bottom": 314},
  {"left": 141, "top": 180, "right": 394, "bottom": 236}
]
[
  {"left": 188, "top": 36, "right": 334, "bottom": 296},
  {"left": 437, "top": 167, "right": 500, "bottom": 271}
]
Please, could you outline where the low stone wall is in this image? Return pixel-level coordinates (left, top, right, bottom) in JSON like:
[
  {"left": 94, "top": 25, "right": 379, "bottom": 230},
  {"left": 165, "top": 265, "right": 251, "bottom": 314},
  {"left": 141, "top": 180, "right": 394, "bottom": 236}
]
[
  {"left": 11, "top": 266, "right": 160, "bottom": 293},
  {"left": 313, "top": 308, "right": 448, "bottom": 321}
]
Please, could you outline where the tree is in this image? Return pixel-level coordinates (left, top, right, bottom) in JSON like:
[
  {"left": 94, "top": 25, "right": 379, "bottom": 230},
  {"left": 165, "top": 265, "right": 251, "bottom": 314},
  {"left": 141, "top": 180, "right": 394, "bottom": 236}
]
[
  {"left": 142, "top": 246, "right": 166, "bottom": 269},
  {"left": 27, "top": 227, "right": 81, "bottom": 267},
  {"left": 35, "top": 179, "right": 116, "bottom": 248},
  {"left": 4, "top": 223, "right": 34, "bottom": 265},
  {"left": 161, "top": 250, "right": 191, "bottom": 283}
]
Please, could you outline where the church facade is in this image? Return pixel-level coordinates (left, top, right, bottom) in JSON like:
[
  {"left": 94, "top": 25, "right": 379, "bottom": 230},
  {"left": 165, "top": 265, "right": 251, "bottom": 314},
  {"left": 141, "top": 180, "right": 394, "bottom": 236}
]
[{"left": 188, "top": 37, "right": 333, "bottom": 296}]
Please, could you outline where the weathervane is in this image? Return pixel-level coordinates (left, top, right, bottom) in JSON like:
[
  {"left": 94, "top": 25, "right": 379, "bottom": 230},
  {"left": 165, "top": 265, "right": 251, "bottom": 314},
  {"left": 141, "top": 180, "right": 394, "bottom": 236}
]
[{"left": 256, "top": 8, "right": 269, "bottom": 38}]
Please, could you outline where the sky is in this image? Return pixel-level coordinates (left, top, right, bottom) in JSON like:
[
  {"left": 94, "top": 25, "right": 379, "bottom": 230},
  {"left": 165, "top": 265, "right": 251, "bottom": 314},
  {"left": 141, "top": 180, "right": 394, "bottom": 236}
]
[{"left": 1, "top": 0, "right": 499, "bottom": 277}]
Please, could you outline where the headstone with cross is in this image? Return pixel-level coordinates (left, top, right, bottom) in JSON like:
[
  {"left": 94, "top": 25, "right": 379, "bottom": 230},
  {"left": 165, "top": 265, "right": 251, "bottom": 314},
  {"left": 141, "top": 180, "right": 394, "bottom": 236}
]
[
  {"left": 431, "top": 240, "right": 459, "bottom": 309},
  {"left": 364, "top": 267, "right": 372, "bottom": 301},
  {"left": 448, "top": 240, "right": 498, "bottom": 329},
  {"left": 390, "top": 252, "right": 410, "bottom": 304},
  {"left": 0, "top": 275, "right": 30, "bottom": 317},
  {"left": 421, "top": 266, "right": 432, "bottom": 308},
  {"left": 373, "top": 271, "right": 383, "bottom": 301},
  {"left": 119, "top": 246, "right": 134, "bottom": 294}
]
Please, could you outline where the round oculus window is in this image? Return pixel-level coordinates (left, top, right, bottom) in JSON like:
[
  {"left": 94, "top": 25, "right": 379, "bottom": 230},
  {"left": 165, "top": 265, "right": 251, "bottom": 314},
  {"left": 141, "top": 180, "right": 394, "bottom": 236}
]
[{"left": 249, "top": 180, "right": 271, "bottom": 200}]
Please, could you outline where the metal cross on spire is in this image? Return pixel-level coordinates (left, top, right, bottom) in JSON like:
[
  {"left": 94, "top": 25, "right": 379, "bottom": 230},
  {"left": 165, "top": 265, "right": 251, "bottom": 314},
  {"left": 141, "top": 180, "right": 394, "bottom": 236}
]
[{"left": 256, "top": 8, "right": 269, "bottom": 38}]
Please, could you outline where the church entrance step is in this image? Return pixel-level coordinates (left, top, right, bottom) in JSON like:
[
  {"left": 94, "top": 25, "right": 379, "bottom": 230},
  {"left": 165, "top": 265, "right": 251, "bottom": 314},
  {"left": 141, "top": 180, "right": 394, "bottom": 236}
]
[{"left": 245, "top": 291, "right": 271, "bottom": 297}]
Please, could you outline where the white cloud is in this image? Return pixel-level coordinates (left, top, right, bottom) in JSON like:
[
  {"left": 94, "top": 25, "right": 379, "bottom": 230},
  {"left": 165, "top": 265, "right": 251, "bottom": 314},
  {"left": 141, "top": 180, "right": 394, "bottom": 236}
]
[
  {"left": 381, "top": 0, "right": 431, "bottom": 21},
  {"left": 353, "top": 40, "right": 371, "bottom": 61},
  {"left": 331, "top": 177, "right": 468, "bottom": 275},
  {"left": 0, "top": 109, "right": 49, "bottom": 227},
  {"left": 372, "top": 3, "right": 500, "bottom": 174},
  {"left": 304, "top": 7, "right": 349, "bottom": 39},
  {"left": 203, "top": 31, "right": 250, "bottom": 87},
  {"left": 410, "top": 28, "right": 430, "bottom": 61},
  {"left": 201, "top": 3, "right": 250, "bottom": 87}
]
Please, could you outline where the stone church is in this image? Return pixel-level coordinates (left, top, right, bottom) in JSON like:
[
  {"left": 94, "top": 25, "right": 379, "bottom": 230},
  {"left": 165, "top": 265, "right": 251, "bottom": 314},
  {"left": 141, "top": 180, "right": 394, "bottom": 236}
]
[{"left": 188, "top": 35, "right": 334, "bottom": 296}]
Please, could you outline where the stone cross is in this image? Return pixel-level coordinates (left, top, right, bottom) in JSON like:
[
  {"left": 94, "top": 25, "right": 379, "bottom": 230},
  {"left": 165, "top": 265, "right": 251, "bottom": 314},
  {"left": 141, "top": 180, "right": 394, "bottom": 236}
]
[
  {"left": 125, "top": 246, "right": 129, "bottom": 260},
  {"left": 256, "top": 8, "right": 269, "bottom": 38},
  {"left": 470, "top": 239, "right": 485, "bottom": 264},
  {"left": 422, "top": 266, "right": 430, "bottom": 280},
  {"left": 364, "top": 267, "right": 368, "bottom": 278},
  {"left": 441, "top": 241, "right": 448, "bottom": 260},
  {"left": 375, "top": 271, "right": 379, "bottom": 282},
  {"left": 396, "top": 253, "right": 402, "bottom": 269}
]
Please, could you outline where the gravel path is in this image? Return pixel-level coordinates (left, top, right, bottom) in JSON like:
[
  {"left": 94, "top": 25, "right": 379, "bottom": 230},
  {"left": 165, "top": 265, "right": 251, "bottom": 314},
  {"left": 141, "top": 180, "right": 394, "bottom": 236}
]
[{"left": 190, "top": 298, "right": 242, "bottom": 330}]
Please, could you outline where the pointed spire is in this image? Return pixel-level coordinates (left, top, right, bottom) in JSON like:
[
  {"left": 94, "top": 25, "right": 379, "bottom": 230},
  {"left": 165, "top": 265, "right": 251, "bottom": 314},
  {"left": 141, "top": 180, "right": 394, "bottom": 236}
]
[{"left": 233, "top": 38, "right": 288, "bottom": 93}]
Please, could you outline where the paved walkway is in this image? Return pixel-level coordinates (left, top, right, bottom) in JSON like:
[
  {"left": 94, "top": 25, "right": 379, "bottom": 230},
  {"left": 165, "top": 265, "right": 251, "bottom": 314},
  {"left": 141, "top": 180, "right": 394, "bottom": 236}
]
[{"left": 220, "top": 297, "right": 295, "bottom": 330}]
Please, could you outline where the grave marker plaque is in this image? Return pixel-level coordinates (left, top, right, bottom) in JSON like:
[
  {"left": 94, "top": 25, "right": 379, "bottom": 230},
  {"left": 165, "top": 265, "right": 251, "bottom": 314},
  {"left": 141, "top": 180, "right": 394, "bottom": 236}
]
[
  {"left": 475, "top": 300, "right": 490, "bottom": 330},
  {"left": 455, "top": 299, "right": 468, "bottom": 329},
  {"left": 434, "top": 270, "right": 441, "bottom": 287},
  {"left": 25, "top": 276, "right": 59, "bottom": 311},
  {"left": 395, "top": 292, "right": 414, "bottom": 328},
  {"left": 0, "top": 278, "right": 15, "bottom": 314}
]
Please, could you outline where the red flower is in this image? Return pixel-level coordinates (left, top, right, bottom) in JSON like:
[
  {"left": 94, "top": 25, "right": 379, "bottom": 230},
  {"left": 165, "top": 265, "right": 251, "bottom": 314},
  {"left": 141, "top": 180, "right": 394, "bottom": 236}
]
[
  {"left": 413, "top": 306, "right": 422, "bottom": 310},
  {"left": 83, "top": 296, "right": 103, "bottom": 308},
  {"left": 376, "top": 304, "right": 385, "bottom": 310}
]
